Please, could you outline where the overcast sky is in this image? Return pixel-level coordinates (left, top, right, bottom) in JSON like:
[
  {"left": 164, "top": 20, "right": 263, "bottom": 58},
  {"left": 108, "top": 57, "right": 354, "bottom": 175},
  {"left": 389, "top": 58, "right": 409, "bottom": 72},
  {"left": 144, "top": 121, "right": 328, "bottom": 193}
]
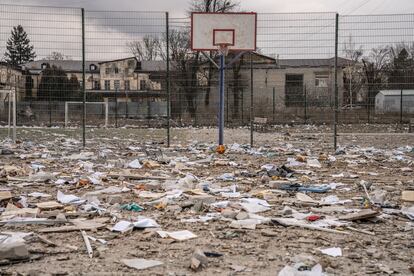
[
  {"left": 1, "top": 0, "right": 413, "bottom": 61},
  {"left": 4, "top": 0, "right": 414, "bottom": 17}
]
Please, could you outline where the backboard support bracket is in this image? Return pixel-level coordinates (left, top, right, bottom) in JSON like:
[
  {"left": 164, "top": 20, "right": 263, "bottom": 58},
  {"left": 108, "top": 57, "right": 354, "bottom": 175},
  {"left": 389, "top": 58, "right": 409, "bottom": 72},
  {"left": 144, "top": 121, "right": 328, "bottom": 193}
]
[{"left": 201, "top": 51, "right": 219, "bottom": 69}]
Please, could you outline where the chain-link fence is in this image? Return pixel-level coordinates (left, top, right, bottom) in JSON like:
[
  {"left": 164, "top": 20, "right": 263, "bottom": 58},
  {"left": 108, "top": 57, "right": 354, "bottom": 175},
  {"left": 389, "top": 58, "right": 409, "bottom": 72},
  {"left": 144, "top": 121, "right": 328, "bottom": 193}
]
[
  {"left": 1, "top": 4, "right": 413, "bottom": 147},
  {"left": 338, "top": 14, "right": 414, "bottom": 127}
]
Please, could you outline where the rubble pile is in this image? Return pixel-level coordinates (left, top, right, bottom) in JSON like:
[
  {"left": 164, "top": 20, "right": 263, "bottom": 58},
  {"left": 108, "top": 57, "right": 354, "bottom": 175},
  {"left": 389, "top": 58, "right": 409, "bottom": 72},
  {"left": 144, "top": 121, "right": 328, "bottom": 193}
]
[{"left": 0, "top": 127, "right": 413, "bottom": 275}]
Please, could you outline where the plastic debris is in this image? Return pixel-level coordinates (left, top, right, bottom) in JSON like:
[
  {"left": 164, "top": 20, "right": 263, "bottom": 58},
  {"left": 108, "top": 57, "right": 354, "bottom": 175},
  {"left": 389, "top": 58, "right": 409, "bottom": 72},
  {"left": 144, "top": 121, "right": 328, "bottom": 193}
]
[{"left": 120, "top": 203, "right": 144, "bottom": 212}]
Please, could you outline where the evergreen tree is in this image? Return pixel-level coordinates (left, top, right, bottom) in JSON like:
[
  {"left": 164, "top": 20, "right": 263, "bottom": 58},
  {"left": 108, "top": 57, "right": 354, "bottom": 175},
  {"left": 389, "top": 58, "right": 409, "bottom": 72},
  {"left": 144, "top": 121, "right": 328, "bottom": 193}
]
[
  {"left": 4, "top": 25, "right": 36, "bottom": 66},
  {"left": 38, "top": 65, "right": 82, "bottom": 101}
]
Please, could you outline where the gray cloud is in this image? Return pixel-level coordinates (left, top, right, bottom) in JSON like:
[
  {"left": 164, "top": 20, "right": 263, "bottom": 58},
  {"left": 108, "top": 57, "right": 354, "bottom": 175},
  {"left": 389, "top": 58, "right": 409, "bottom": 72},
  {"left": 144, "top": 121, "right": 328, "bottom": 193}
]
[
  {"left": 1, "top": 0, "right": 414, "bottom": 60},
  {"left": 5, "top": 0, "right": 414, "bottom": 17}
]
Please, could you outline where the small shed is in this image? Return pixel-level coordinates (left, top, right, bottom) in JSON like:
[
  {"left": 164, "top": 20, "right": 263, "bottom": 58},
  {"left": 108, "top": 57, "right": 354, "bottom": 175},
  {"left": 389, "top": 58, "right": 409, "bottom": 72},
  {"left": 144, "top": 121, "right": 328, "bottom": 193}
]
[{"left": 375, "top": 90, "right": 414, "bottom": 114}]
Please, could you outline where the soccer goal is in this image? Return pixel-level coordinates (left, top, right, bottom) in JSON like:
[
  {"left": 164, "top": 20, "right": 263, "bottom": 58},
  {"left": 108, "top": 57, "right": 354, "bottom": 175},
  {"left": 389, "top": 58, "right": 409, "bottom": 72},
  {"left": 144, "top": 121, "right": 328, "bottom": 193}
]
[
  {"left": 0, "top": 89, "right": 16, "bottom": 142},
  {"left": 64, "top": 101, "right": 108, "bottom": 128}
]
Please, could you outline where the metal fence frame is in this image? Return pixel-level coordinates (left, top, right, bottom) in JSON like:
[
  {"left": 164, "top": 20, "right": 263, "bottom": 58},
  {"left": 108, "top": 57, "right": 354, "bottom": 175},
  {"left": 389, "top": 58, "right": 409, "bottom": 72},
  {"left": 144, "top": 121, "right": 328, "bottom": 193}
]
[{"left": 1, "top": 4, "right": 413, "bottom": 150}]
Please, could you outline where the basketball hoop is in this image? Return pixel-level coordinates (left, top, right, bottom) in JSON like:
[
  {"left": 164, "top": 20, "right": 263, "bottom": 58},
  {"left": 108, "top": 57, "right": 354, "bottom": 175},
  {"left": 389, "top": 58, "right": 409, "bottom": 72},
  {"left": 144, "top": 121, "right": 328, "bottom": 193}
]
[
  {"left": 190, "top": 12, "right": 257, "bottom": 153},
  {"left": 218, "top": 44, "right": 230, "bottom": 56}
]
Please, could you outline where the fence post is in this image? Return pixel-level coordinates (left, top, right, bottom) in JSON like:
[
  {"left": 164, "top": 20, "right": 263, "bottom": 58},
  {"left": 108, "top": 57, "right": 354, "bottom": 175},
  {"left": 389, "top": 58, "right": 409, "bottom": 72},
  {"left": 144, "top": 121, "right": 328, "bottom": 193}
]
[
  {"left": 12, "top": 88, "right": 16, "bottom": 143},
  {"left": 400, "top": 89, "right": 403, "bottom": 124},
  {"left": 333, "top": 13, "right": 339, "bottom": 150},
  {"left": 304, "top": 84, "right": 307, "bottom": 123},
  {"left": 166, "top": 12, "right": 171, "bottom": 147},
  {"left": 115, "top": 90, "right": 118, "bottom": 128},
  {"left": 241, "top": 88, "right": 244, "bottom": 124},
  {"left": 272, "top": 87, "right": 275, "bottom": 123},
  {"left": 226, "top": 86, "right": 229, "bottom": 126},
  {"left": 8, "top": 90, "right": 11, "bottom": 139},
  {"left": 48, "top": 86, "right": 52, "bottom": 127},
  {"left": 250, "top": 53, "right": 254, "bottom": 147},
  {"left": 81, "top": 8, "right": 86, "bottom": 147}
]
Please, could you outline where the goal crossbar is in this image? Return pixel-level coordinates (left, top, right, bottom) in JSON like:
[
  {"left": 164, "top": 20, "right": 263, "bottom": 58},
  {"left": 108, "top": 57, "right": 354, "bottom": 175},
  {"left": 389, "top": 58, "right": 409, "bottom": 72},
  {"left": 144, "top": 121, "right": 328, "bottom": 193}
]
[{"left": 65, "top": 101, "right": 108, "bottom": 128}]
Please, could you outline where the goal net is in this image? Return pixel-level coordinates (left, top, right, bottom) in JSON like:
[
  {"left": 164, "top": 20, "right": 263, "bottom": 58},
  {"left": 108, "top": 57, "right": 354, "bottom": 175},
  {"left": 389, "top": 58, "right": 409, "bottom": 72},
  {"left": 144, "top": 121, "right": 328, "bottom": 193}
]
[{"left": 65, "top": 101, "right": 108, "bottom": 128}]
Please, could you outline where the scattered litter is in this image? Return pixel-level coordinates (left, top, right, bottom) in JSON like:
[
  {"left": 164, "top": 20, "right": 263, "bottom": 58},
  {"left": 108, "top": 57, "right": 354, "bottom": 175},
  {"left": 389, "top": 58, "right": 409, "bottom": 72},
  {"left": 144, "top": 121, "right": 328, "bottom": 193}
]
[
  {"left": 279, "top": 263, "right": 325, "bottom": 276},
  {"left": 339, "top": 209, "right": 379, "bottom": 221},
  {"left": 0, "top": 191, "right": 12, "bottom": 201},
  {"left": 280, "top": 183, "right": 330, "bottom": 193},
  {"left": 307, "top": 159, "right": 321, "bottom": 168},
  {"left": 28, "top": 192, "right": 51, "bottom": 198},
  {"left": 156, "top": 230, "right": 197, "bottom": 241},
  {"left": 0, "top": 242, "right": 30, "bottom": 261},
  {"left": 128, "top": 159, "right": 142, "bottom": 169},
  {"left": 120, "top": 203, "right": 144, "bottom": 212},
  {"left": 36, "top": 201, "right": 63, "bottom": 210},
  {"left": 190, "top": 248, "right": 208, "bottom": 271},
  {"left": 121, "top": 258, "right": 163, "bottom": 270},
  {"left": 57, "top": 191, "right": 86, "bottom": 205},
  {"left": 401, "top": 191, "right": 414, "bottom": 202},
  {"left": 80, "top": 230, "right": 93, "bottom": 258},
  {"left": 320, "top": 247, "right": 342, "bottom": 257},
  {"left": 111, "top": 220, "right": 134, "bottom": 233},
  {"left": 0, "top": 124, "right": 412, "bottom": 274}
]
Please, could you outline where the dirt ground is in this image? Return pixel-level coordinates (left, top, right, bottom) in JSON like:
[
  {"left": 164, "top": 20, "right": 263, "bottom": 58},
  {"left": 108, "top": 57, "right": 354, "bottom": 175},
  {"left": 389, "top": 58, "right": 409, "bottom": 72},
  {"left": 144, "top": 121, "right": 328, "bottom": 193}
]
[{"left": 0, "top": 125, "right": 413, "bottom": 275}]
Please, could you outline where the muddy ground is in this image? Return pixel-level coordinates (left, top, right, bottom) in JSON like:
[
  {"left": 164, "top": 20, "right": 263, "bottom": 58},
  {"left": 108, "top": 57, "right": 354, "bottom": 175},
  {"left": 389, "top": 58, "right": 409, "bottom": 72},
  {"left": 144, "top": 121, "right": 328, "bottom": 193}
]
[{"left": 0, "top": 125, "right": 413, "bottom": 275}]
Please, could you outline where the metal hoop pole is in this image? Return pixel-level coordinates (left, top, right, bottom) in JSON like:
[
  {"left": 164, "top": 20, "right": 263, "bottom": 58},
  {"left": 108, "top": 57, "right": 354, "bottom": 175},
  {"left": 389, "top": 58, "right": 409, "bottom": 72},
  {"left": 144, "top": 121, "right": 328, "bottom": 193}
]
[{"left": 219, "top": 54, "right": 225, "bottom": 146}]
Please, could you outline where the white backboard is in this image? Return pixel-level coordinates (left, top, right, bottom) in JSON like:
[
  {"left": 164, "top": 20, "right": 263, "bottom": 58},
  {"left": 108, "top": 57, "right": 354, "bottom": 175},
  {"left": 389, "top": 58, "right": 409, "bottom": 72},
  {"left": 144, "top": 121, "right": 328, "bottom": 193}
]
[{"left": 191, "top": 12, "right": 257, "bottom": 51}]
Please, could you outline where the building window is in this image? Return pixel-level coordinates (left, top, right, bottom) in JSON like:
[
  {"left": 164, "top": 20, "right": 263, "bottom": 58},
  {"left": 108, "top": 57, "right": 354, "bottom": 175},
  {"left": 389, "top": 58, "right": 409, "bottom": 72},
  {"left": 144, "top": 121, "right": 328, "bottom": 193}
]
[
  {"left": 41, "top": 63, "right": 48, "bottom": 69},
  {"left": 285, "top": 74, "right": 304, "bottom": 107},
  {"left": 90, "top": 64, "right": 97, "bottom": 71},
  {"left": 125, "top": 80, "right": 130, "bottom": 91},
  {"left": 114, "top": 80, "right": 120, "bottom": 90},
  {"left": 140, "top": 80, "right": 147, "bottom": 90},
  {"left": 315, "top": 72, "right": 329, "bottom": 88},
  {"left": 105, "top": 68, "right": 111, "bottom": 75},
  {"left": 114, "top": 67, "right": 119, "bottom": 74},
  {"left": 104, "top": 80, "right": 111, "bottom": 90},
  {"left": 94, "top": 80, "right": 100, "bottom": 90},
  {"left": 79, "top": 80, "right": 83, "bottom": 88}
]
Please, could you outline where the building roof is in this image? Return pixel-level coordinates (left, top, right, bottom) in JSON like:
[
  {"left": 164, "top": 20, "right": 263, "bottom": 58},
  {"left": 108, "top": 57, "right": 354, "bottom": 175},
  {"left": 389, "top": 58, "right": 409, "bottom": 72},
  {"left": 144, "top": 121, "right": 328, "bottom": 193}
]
[
  {"left": 277, "top": 57, "right": 350, "bottom": 68},
  {"left": 23, "top": 60, "right": 101, "bottom": 73},
  {"left": 98, "top": 57, "right": 167, "bottom": 72},
  {"left": 0, "top": 62, "right": 23, "bottom": 71},
  {"left": 138, "top": 61, "right": 167, "bottom": 72},
  {"left": 378, "top": 90, "right": 414, "bottom": 96}
]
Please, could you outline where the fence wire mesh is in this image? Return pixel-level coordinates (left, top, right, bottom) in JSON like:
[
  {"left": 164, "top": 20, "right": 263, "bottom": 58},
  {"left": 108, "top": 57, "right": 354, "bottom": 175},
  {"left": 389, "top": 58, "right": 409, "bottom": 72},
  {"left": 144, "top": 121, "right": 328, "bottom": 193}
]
[
  {"left": 82, "top": 10, "right": 167, "bottom": 144},
  {"left": 338, "top": 14, "right": 414, "bottom": 127},
  {"left": 0, "top": 4, "right": 83, "bottom": 141},
  {"left": 0, "top": 4, "right": 413, "bottom": 146}
]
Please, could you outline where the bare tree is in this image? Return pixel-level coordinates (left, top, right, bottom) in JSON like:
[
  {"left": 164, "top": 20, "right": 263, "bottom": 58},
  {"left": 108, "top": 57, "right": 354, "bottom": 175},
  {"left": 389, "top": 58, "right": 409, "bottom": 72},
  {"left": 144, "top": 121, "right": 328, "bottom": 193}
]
[
  {"left": 188, "top": 0, "right": 240, "bottom": 14},
  {"left": 127, "top": 35, "right": 160, "bottom": 61},
  {"left": 388, "top": 44, "right": 414, "bottom": 90},
  {"left": 343, "top": 36, "right": 363, "bottom": 107},
  {"left": 361, "top": 47, "right": 391, "bottom": 107},
  {"left": 44, "top": 51, "right": 71, "bottom": 61}
]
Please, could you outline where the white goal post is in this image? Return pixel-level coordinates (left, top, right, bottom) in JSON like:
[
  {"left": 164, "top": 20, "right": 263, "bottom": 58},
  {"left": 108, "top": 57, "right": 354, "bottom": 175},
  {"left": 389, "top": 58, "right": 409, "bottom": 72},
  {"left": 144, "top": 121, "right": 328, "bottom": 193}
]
[
  {"left": 0, "top": 89, "right": 16, "bottom": 142},
  {"left": 65, "top": 101, "right": 108, "bottom": 128}
]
